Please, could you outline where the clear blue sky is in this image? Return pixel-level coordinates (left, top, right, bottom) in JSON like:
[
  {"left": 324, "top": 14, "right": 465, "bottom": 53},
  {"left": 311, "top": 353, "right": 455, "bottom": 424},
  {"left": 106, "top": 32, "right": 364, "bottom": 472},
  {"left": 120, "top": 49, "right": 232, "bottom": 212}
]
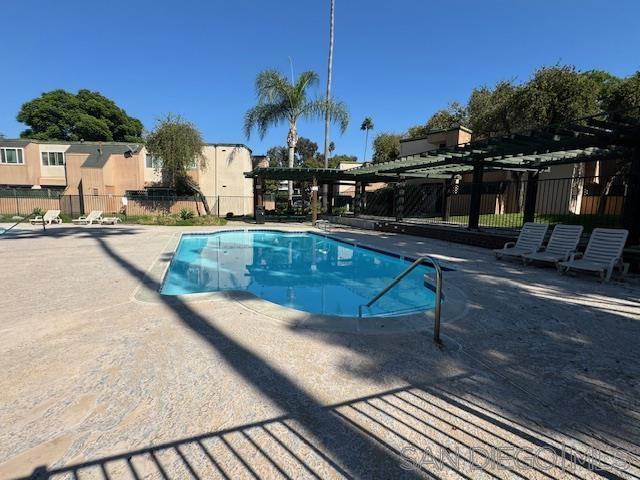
[{"left": 1, "top": 0, "right": 638, "bottom": 159}]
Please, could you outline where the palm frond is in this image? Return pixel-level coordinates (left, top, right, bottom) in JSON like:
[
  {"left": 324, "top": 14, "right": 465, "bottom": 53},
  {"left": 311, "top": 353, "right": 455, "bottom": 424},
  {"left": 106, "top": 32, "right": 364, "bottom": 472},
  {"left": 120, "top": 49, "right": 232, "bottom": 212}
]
[
  {"left": 303, "top": 98, "right": 350, "bottom": 134},
  {"left": 244, "top": 102, "right": 289, "bottom": 140},
  {"left": 255, "top": 69, "right": 291, "bottom": 103}
]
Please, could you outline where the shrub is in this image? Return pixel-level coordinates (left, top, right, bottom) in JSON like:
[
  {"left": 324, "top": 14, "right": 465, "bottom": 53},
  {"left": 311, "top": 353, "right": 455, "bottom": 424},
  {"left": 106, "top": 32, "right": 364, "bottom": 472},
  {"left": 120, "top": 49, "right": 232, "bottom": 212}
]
[
  {"left": 333, "top": 206, "right": 348, "bottom": 216},
  {"left": 179, "top": 208, "right": 195, "bottom": 220},
  {"left": 32, "top": 207, "right": 44, "bottom": 217}
]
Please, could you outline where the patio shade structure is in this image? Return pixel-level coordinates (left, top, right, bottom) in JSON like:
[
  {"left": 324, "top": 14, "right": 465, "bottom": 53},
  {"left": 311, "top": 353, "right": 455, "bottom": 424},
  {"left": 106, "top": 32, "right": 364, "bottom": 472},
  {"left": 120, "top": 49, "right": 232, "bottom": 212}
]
[{"left": 245, "top": 109, "right": 640, "bottom": 241}]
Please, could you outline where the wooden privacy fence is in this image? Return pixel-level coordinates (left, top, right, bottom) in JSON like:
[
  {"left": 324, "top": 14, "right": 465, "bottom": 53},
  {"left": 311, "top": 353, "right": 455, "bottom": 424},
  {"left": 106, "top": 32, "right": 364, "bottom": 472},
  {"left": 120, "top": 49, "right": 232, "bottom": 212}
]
[
  {"left": 0, "top": 196, "right": 61, "bottom": 216},
  {"left": 0, "top": 193, "right": 255, "bottom": 218}
]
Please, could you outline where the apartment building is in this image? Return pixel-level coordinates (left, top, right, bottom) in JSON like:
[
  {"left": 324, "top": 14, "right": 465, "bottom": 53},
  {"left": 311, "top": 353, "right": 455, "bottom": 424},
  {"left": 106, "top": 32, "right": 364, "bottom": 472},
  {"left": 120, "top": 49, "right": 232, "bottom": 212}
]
[{"left": 0, "top": 139, "right": 254, "bottom": 199}]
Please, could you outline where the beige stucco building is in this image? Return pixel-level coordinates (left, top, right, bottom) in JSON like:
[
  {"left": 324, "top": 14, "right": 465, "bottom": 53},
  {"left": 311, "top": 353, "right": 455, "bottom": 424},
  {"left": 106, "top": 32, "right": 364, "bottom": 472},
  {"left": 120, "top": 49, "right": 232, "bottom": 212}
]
[
  {"left": 0, "top": 139, "right": 254, "bottom": 200},
  {"left": 399, "top": 125, "right": 472, "bottom": 157}
]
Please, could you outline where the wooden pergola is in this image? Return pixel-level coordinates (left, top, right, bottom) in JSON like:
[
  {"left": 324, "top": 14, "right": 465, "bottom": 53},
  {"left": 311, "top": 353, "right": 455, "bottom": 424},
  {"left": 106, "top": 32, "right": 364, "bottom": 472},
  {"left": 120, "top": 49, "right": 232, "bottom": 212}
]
[{"left": 245, "top": 109, "right": 640, "bottom": 241}]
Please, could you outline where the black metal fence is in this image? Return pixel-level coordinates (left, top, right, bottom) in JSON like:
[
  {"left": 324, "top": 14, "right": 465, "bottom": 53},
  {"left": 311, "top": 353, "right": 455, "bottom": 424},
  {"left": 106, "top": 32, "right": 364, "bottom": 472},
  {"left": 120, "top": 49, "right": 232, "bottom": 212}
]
[
  {"left": 0, "top": 193, "right": 255, "bottom": 219},
  {"left": 359, "top": 175, "right": 626, "bottom": 232},
  {"left": 0, "top": 174, "right": 628, "bottom": 233}
]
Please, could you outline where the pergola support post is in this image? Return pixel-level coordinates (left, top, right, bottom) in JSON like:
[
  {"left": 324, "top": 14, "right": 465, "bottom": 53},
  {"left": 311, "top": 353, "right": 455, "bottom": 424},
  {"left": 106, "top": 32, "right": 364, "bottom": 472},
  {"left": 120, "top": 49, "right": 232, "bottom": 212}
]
[
  {"left": 354, "top": 181, "right": 361, "bottom": 216},
  {"left": 523, "top": 171, "right": 539, "bottom": 224},
  {"left": 311, "top": 177, "right": 318, "bottom": 226},
  {"left": 360, "top": 183, "right": 367, "bottom": 214},
  {"left": 327, "top": 182, "right": 334, "bottom": 215},
  {"left": 395, "top": 179, "right": 405, "bottom": 221},
  {"left": 623, "top": 148, "right": 640, "bottom": 245},
  {"left": 254, "top": 176, "right": 264, "bottom": 219},
  {"left": 442, "top": 178, "right": 452, "bottom": 222},
  {"left": 468, "top": 162, "right": 484, "bottom": 229}
]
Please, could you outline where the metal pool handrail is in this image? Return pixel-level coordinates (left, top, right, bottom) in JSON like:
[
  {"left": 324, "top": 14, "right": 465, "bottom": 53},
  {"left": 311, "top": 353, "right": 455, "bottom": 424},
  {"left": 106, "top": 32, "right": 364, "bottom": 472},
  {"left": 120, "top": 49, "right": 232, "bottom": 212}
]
[
  {"left": 0, "top": 213, "right": 42, "bottom": 236},
  {"left": 358, "top": 255, "right": 443, "bottom": 343}
]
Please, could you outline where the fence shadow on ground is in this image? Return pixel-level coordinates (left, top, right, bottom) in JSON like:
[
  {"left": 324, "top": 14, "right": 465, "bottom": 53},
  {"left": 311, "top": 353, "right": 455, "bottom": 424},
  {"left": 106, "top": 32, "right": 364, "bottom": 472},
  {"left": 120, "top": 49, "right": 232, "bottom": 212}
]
[
  {"left": 11, "top": 227, "right": 640, "bottom": 479},
  {"left": 21, "top": 379, "right": 639, "bottom": 479}
]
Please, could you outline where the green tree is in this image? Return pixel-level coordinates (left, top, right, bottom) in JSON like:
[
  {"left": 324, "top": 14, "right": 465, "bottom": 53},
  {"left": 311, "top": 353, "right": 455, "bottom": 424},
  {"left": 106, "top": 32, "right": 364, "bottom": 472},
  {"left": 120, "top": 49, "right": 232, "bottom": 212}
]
[
  {"left": 605, "top": 71, "right": 640, "bottom": 114},
  {"left": 582, "top": 70, "right": 623, "bottom": 110},
  {"left": 515, "top": 65, "right": 600, "bottom": 129},
  {"left": 360, "top": 117, "right": 374, "bottom": 161},
  {"left": 467, "top": 80, "right": 520, "bottom": 138},
  {"left": 372, "top": 133, "right": 401, "bottom": 163},
  {"left": 16, "top": 89, "right": 143, "bottom": 142},
  {"left": 295, "top": 137, "right": 319, "bottom": 165},
  {"left": 145, "top": 114, "right": 211, "bottom": 214},
  {"left": 266, "top": 145, "right": 288, "bottom": 167},
  {"left": 244, "top": 69, "right": 349, "bottom": 202},
  {"left": 406, "top": 124, "right": 430, "bottom": 139},
  {"left": 425, "top": 101, "right": 468, "bottom": 131}
]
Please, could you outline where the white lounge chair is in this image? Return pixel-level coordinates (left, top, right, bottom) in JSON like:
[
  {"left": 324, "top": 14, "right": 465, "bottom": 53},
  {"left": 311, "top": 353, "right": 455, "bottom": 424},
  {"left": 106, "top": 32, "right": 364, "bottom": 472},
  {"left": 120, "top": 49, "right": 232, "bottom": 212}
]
[
  {"left": 523, "top": 224, "right": 584, "bottom": 266},
  {"left": 557, "top": 228, "right": 629, "bottom": 282},
  {"left": 72, "top": 210, "right": 103, "bottom": 225},
  {"left": 30, "top": 210, "right": 62, "bottom": 225},
  {"left": 99, "top": 216, "right": 121, "bottom": 225},
  {"left": 494, "top": 222, "right": 549, "bottom": 260}
]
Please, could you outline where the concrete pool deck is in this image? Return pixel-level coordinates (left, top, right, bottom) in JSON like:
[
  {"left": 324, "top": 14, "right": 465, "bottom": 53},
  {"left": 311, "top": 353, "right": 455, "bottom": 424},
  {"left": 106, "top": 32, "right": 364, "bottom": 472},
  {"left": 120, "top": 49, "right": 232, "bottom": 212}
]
[{"left": 1, "top": 222, "right": 639, "bottom": 479}]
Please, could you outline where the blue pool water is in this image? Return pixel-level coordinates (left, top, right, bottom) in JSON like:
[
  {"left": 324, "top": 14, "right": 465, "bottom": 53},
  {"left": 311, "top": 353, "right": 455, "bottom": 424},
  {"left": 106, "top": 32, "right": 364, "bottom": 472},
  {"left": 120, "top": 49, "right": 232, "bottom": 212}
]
[{"left": 161, "top": 230, "right": 438, "bottom": 317}]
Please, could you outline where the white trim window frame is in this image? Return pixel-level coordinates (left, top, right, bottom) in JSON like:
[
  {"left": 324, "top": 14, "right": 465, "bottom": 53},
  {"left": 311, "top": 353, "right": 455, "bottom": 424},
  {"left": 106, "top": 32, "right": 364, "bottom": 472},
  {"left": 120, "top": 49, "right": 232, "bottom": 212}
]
[
  {"left": 41, "top": 151, "right": 65, "bottom": 166},
  {"left": 0, "top": 147, "right": 25, "bottom": 165},
  {"left": 145, "top": 154, "right": 162, "bottom": 169}
]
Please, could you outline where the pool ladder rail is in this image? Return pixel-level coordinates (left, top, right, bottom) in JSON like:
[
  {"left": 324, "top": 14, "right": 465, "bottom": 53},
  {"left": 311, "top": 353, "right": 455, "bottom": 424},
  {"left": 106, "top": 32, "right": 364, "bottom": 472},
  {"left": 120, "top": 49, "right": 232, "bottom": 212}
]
[
  {"left": 357, "top": 255, "right": 443, "bottom": 343},
  {"left": 0, "top": 213, "right": 44, "bottom": 236}
]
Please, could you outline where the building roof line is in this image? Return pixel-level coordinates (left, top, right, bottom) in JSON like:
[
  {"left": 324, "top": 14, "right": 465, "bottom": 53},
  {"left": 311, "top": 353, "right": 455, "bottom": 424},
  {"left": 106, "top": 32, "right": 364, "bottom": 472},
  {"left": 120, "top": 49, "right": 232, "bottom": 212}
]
[
  {"left": 0, "top": 138, "right": 252, "bottom": 151},
  {"left": 399, "top": 125, "right": 473, "bottom": 143}
]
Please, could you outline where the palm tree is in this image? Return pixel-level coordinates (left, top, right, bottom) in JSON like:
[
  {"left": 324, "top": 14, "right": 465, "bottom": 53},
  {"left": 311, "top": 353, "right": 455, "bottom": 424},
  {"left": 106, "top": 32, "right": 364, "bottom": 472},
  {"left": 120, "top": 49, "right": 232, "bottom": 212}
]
[
  {"left": 244, "top": 69, "right": 349, "bottom": 203},
  {"left": 322, "top": 0, "right": 336, "bottom": 209},
  {"left": 360, "top": 117, "right": 374, "bottom": 161}
]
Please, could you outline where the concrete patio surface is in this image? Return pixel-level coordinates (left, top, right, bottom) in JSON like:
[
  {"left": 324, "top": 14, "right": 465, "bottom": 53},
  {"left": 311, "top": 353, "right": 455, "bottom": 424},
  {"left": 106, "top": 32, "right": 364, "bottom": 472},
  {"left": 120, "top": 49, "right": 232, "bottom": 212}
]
[{"left": 0, "top": 222, "right": 639, "bottom": 479}]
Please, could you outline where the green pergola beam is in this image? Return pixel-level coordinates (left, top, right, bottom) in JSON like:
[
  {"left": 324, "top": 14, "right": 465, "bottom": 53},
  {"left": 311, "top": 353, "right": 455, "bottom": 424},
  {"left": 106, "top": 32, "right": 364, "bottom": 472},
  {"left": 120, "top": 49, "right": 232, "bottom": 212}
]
[{"left": 246, "top": 110, "right": 638, "bottom": 181}]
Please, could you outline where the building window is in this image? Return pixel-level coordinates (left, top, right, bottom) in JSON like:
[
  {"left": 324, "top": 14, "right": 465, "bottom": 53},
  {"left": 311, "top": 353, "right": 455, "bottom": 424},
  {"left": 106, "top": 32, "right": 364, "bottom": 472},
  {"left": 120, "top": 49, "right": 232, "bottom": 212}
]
[
  {"left": 0, "top": 147, "right": 24, "bottom": 164},
  {"left": 145, "top": 154, "right": 162, "bottom": 169},
  {"left": 41, "top": 151, "right": 65, "bottom": 166}
]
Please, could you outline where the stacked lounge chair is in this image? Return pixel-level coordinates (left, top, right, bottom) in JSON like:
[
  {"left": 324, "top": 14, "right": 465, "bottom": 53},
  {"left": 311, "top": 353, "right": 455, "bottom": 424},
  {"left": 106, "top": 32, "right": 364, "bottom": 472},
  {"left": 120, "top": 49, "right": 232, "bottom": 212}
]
[
  {"left": 523, "top": 224, "right": 584, "bottom": 265},
  {"left": 29, "top": 210, "right": 62, "bottom": 225},
  {"left": 493, "top": 222, "right": 548, "bottom": 259},
  {"left": 557, "top": 228, "right": 629, "bottom": 282},
  {"left": 72, "top": 210, "right": 103, "bottom": 225}
]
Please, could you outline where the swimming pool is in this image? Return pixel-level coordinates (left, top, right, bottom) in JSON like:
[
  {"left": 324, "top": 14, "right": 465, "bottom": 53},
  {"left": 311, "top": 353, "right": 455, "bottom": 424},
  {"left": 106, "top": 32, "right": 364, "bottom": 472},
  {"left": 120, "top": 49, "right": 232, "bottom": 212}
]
[{"left": 161, "top": 230, "right": 439, "bottom": 317}]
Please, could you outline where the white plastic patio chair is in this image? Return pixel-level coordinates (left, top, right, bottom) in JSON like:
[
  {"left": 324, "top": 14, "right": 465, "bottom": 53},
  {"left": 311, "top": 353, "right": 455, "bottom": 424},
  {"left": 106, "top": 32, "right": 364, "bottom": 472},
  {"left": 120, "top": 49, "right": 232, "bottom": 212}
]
[
  {"left": 557, "top": 228, "right": 629, "bottom": 282},
  {"left": 72, "top": 210, "right": 103, "bottom": 225},
  {"left": 30, "top": 210, "right": 62, "bottom": 225},
  {"left": 523, "top": 224, "right": 584, "bottom": 266},
  {"left": 493, "top": 222, "right": 549, "bottom": 260},
  {"left": 99, "top": 216, "right": 121, "bottom": 225}
]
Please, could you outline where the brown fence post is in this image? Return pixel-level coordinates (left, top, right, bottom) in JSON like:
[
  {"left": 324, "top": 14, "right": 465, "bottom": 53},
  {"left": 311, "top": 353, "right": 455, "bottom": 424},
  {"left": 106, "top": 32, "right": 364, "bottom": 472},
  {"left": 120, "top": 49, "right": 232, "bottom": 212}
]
[
  {"left": 468, "top": 162, "right": 484, "bottom": 229},
  {"left": 523, "top": 171, "right": 539, "bottom": 224},
  {"left": 311, "top": 177, "right": 318, "bottom": 226},
  {"left": 623, "top": 148, "right": 640, "bottom": 244},
  {"left": 442, "top": 178, "right": 451, "bottom": 222},
  {"left": 395, "top": 178, "right": 405, "bottom": 221}
]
